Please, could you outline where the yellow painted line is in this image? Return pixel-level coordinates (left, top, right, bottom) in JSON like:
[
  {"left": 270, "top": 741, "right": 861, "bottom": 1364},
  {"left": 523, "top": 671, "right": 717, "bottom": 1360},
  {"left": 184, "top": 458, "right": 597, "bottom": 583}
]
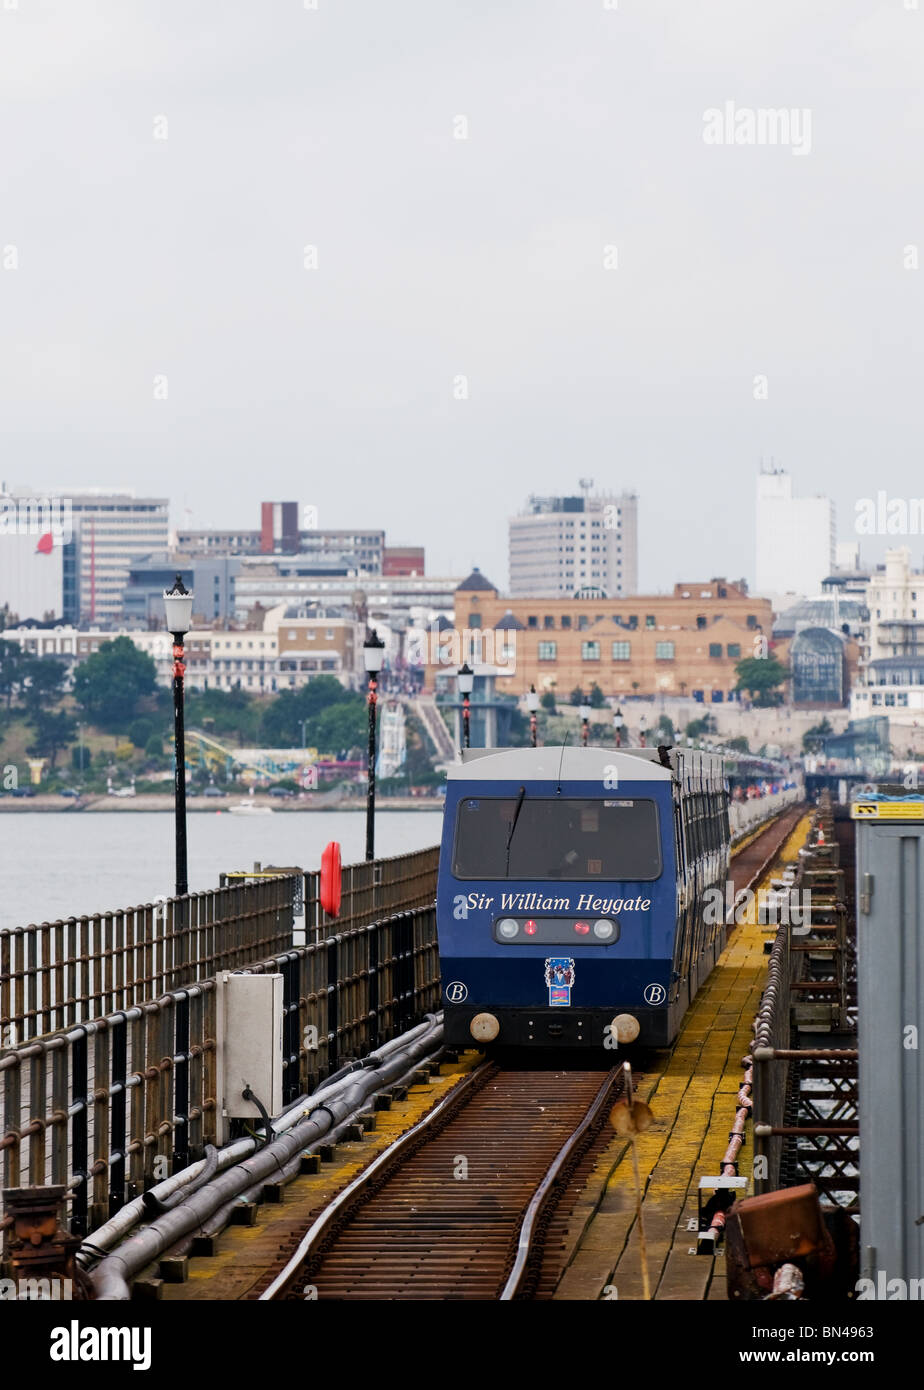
[
  {"left": 159, "top": 1051, "right": 483, "bottom": 1300},
  {"left": 553, "top": 812, "right": 813, "bottom": 1302}
]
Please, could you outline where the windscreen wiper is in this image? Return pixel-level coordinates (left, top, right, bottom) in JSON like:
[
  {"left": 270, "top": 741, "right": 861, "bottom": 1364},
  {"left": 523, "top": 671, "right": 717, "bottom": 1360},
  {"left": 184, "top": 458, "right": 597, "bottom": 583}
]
[{"left": 504, "top": 785, "right": 526, "bottom": 877}]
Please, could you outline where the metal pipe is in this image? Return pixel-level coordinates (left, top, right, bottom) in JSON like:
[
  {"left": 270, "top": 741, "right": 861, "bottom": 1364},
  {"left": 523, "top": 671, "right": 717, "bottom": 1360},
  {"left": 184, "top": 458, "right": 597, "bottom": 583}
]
[
  {"left": 80, "top": 1016, "right": 442, "bottom": 1261},
  {"left": 90, "top": 1020, "right": 443, "bottom": 1298}
]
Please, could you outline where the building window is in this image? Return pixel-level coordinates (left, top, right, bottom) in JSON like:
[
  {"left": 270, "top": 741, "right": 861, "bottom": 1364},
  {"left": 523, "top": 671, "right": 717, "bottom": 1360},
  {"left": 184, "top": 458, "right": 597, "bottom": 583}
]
[
  {"left": 646, "top": 615, "right": 656, "bottom": 629},
  {"left": 746, "top": 614, "right": 757, "bottom": 628},
  {"left": 627, "top": 615, "right": 638, "bottom": 630},
  {"left": 578, "top": 615, "right": 589, "bottom": 631},
  {"left": 697, "top": 616, "right": 707, "bottom": 630},
  {"left": 612, "top": 641, "right": 631, "bottom": 660},
  {"left": 543, "top": 616, "right": 555, "bottom": 629},
  {"left": 561, "top": 616, "right": 571, "bottom": 629},
  {"left": 655, "top": 641, "right": 675, "bottom": 660},
  {"left": 581, "top": 641, "right": 600, "bottom": 660},
  {"left": 709, "top": 643, "right": 722, "bottom": 658},
  {"left": 538, "top": 641, "right": 557, "bottom": 660},
  {"left": 527, "top": 616, "right": 538, "bottom": 629},
  {"left": 727, "top": 643, "right": 741, "bottom": 658}
]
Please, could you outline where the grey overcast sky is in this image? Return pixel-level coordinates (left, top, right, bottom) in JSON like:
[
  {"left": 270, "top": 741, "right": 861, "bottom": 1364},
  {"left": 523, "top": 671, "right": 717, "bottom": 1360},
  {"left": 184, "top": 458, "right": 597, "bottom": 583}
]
[{"left": 2, "top": 1, "right": 923, "bottom": 592}]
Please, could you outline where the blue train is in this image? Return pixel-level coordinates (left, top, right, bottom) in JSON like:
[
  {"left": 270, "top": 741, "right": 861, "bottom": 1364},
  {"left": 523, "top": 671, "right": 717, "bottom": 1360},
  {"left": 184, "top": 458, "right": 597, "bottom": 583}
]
[{"left": 436, "top": 744, "right": 730, "bottom": 1049}]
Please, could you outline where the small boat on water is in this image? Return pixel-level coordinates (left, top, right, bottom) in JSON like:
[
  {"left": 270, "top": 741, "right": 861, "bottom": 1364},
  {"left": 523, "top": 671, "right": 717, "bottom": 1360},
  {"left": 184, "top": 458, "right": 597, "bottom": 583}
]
[{"left": 228, "top": 800, "right": 274, "bottom": 816}]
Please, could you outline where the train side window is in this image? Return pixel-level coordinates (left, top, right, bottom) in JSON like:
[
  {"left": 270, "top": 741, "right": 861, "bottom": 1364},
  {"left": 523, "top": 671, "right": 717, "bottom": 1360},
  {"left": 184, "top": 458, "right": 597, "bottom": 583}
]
[{"left": 674, "top": 797, "right": 686, "bottom": 877}]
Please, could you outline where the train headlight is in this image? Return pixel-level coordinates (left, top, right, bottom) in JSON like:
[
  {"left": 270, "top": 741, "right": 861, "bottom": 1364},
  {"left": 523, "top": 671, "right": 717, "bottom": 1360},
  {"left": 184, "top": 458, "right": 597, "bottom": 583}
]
[
  {"left": 612, "top": 1013, "right": 640, "bottom": 1043},
  {"left": 498, "top": 919, "right": 519, "bottom": 939},
  {"left": 470, "top": 1012, "right": 500, "bottom": 1042},
  {"left": 593, "top": 919, "right": 616, "bottom": 940}
]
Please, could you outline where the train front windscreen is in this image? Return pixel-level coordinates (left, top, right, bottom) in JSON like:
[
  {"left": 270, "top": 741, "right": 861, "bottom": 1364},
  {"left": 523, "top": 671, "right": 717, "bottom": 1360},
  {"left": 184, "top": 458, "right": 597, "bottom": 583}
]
[{"left": 451, "top": 796, "right": 662, "bottom": 882}]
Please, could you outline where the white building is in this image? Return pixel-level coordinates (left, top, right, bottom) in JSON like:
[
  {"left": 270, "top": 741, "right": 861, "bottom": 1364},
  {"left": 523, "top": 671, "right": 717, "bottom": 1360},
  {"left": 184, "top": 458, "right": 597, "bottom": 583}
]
[
  {"left": 862, "top": 547, "right": 924, "bottom": 670},
  {"left": 0, "top": 531, "right": 64, "bottom": 622},
  {"left": 67, "top": 493, "right": 170, "bottom": 625},
  {"left": 755, "top": 467, "right": 835, "bottom": 603},
  {"left": 508, "top": 486, "right": 638, "bottom": 598}
]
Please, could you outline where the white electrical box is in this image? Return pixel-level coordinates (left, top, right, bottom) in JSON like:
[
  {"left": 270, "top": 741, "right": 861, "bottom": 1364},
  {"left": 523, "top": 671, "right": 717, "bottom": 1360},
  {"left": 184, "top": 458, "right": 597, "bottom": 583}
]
[{"left": 215, "top": 972, "right": 284, "bottom": 1145}]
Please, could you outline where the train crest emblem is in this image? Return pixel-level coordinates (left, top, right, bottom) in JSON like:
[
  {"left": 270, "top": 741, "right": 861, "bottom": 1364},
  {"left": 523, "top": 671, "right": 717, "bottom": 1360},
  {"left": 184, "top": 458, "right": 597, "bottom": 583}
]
[{"left": 544, "top": 957, "right": 575, "bottom": 1007}]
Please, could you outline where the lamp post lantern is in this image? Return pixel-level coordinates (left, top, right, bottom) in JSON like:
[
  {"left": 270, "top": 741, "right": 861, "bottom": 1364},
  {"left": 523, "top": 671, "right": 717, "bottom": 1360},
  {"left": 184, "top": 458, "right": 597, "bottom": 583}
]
[
  {"left": 163, "top": 573, "right": 194, "bottom": 900},
  {"left": 613, "top": 707, "right": 624, "bottom": 748},
  {"left": 639, "top": 712, "right": 648, "bottom": 749},
  {"left": 526, "top": 684, "right": 539, "bottom": 747},
  {"left": 579, "top": 694, "right": 591, "bottom": 748},
  {"left": 457, "top": 662, "right": 474, "bottom": 749},
  {"left": 363, "top": 629, "right": 386, "bottom": 861}
]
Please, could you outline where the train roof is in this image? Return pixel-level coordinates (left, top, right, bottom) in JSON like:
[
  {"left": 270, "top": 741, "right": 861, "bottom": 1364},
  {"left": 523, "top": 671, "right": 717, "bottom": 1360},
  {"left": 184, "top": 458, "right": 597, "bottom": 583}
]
[{"left": 450, "top": 745, "right": 726, "bottom": 790}]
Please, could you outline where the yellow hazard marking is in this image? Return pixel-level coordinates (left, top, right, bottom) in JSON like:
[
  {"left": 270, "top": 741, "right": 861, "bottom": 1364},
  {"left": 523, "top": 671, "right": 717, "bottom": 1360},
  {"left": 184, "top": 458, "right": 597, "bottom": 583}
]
[
  {"left": 552, "top": 813, "right": 813, "bottom": 1302},
  {"left": 851, "top": 801, "right": 924, "bottom": 820}
]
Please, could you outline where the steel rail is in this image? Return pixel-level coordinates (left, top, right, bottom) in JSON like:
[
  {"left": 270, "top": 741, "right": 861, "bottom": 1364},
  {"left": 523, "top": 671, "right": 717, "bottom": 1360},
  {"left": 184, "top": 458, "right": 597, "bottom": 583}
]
[
  {"left": 259, "top": 1060, "right": 495, "bottom": 1300},
  {"left": 499, "top": 1066, "right": 619, "bottom": 1301}
]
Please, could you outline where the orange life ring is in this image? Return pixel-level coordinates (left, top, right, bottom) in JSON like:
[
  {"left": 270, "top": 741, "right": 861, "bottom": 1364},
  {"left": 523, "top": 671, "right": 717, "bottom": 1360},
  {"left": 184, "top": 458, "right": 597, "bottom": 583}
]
[{"left": 319, "top": 841, "right": 342, "bottom": 917}]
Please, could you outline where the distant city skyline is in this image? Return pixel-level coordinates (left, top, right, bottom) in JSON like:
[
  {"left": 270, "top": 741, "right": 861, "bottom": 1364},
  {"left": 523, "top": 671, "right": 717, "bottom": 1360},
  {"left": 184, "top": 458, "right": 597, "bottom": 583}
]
[{"left": 4, "top": 468, "right": 920, "bottom": 602}]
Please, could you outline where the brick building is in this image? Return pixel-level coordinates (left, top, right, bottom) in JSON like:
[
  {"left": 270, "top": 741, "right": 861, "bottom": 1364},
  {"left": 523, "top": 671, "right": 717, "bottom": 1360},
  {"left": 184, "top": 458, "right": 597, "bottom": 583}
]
[{"left": 448, "top": 571, "right": 773, "bottom": 705}]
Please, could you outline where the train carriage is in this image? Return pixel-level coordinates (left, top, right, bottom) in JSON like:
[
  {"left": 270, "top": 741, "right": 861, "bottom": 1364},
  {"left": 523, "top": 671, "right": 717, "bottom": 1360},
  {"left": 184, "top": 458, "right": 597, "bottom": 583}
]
[{"left": 436, "top": 744, "right": 729, "bottom": 1049}]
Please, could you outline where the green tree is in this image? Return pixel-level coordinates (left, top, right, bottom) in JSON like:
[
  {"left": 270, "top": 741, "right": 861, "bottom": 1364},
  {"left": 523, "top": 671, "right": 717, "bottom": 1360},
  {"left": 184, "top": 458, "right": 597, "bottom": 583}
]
[
  {"left": 27, "top": 710, "right": 77, "bottom": 770},
  {"left": 539, "top": 690, "right": 557, "bottom": 713},
  {"left": 734, "top": 655, "right": 789, "bottom": 708},
  {"left": 726, "top": 735, "right": 750, "bottom": 753},
  {"left": 655, "top": 714, "right": 675, "bottom": 741},
  {"left": 0, "top": 638, "right": 23, "bottom": 710},
  {"left": 260, "top": 677, "right": 364, "bottom": 750},
  {"left": 129, "top": 716, "right": 155, "bottom": 748},
  {"left": 186, "top": 687, "right": 261, "bottom": 747},
  {"left": 21, "top": 656, "right": 67, "bottom": 718},
  {"left": 73, "top": 637, "right": 158, "bottom": 730},
  {"left": 310, "top": 699, "right": 367, "bottom": 756},
  {"left": 588, "top": 683, "right": 606, "bottom": 709},
  {"left": 802, "top": 718, "right": 833, "bottom": 754},
  {"left": 144, "top": 732, "right": 164, "bottom": 760}
]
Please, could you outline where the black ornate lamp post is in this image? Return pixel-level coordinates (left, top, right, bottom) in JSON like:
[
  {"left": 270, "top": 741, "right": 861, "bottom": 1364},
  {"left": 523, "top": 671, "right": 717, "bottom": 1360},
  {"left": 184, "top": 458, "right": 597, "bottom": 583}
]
[
  {"left": 457, "top": 662, "right": 474, "bottom": 749},
  {"left": 163, "top": 574, "right": 194, "bottom": 899},
  {"left": 613, "top": 707, "right": 624, "bottom": 748},
  {"left": 363, "top": 629, "right": 385, "bottom": 861},
  {"left": 526, "top": 684, "right": 539, "bottom": 747},
  {"left": 579, "top": 693, "right": 591, "bottom": 748}
]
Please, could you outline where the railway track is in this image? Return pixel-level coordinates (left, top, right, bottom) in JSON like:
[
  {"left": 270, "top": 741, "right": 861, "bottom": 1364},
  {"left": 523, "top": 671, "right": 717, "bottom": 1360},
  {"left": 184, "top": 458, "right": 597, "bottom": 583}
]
[
  {"left": 258, "top": 1062, "right": 629, "bottom": 1300},
  {"left": 150, "top": 804, "right": 804, "bottom": 1303}
]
